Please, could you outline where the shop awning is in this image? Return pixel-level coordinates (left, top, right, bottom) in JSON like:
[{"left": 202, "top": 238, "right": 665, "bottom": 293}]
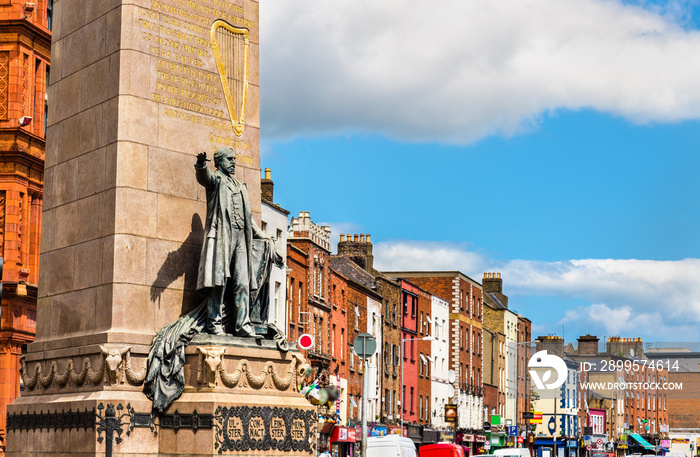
[{"left": 630, "top": 434, "right": 654, "bottom": 450}]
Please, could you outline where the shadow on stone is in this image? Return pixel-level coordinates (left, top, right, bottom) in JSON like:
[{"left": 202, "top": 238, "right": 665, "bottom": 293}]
[{"left": 150, "top": 213, "right": 206, "bottom": 315}]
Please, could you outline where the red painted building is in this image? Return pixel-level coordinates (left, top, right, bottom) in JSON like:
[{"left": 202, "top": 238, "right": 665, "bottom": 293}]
[
  {"left": 400, "top": 280, "right": 420, "bottom": 426},
  {"left": 0, "top": 0, "right": 51, "bottom": 448}
]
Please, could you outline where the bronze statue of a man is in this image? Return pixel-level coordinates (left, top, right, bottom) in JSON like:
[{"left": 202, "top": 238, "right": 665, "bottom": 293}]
[{"left": 195, "top": 147, "right": 271, "bottom": 338}]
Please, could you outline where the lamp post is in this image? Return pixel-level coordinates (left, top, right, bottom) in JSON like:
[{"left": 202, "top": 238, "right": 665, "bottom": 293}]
[
  {"left": 513, "top": 339, "right": 540, "bottom": 448},
  {"left": 400, "top": 335, "right": 434, "bottom": 437}
]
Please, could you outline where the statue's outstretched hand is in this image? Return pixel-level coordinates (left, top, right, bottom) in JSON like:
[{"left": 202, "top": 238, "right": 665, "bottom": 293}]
[{"left": 196, "top": 152, "right": 208, "bottom": 165}]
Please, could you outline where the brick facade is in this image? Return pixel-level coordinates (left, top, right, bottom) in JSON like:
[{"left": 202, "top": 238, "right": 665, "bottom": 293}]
[
  {"left": 385, "top": 271, "right": 484, "bottom": 430},
  {"left": 0, "top": 0, "right": 51, "bottom": 447},
  {"left": 287, "top": 212, "right": 332, "bottom": 376}
]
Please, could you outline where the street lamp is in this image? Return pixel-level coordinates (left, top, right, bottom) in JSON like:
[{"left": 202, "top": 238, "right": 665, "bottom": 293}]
[
  {"left": 512, "top": 339, "right": 540, "bottom": 448},
  {"left": 400, "top": 335, "right": 434, "bottom": 437}
]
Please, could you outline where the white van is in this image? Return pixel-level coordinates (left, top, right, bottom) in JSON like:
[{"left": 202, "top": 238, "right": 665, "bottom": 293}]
[
  {"left": 366, "top": 435, "right": 417, "bottom": 457},
  {"left": 493, "top": 448, "right": 532, "bottom": 457}
]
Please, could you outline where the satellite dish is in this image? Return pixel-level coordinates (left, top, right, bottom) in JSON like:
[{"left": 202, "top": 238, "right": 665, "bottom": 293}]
[
  {"left": 298, "top": 334, "right": 315, "bottom": 350},
  {"left": 629, "top": 348, "right": 635, "bottom": 357},
  {"left": 447, "top": 370, "right": 456, "bottom": 383},
  {"left": 448, "top": 384, "right": 455, "bottom": 398}
]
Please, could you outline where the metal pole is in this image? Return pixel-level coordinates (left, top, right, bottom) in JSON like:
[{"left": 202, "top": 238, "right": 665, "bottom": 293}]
[
  {"left": 553, "top": 395, "right": 557, "bottom": 457},
  {"left": 400, "top": 338, "right": 404, "bottom": 437},
  {"left": 515, "top": 342, "right": 519, "bottom": 448},
  {"left": 362, "top": 355, "right": 368, "bottom": 457}
]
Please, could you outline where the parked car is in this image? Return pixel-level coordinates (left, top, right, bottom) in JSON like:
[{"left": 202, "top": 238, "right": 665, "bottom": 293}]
[
  {"left": 493, "top": 448, "right": 532, "bottom": 457},
  {"left": 419, "top": 443, "right": 465, "bottom": 457},
  {"left": 366, "top": 435, "right": 417, "bottom": 457}
]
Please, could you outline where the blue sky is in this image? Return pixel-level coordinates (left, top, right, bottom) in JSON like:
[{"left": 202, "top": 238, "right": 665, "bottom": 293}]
[{"left": 257, "top": 0, "right": 700, "bottom": 343}]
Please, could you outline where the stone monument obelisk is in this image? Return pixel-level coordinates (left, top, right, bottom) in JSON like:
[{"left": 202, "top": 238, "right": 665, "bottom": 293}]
[{"left": 6, "top": 1, "right": 316, "bottom": 455}]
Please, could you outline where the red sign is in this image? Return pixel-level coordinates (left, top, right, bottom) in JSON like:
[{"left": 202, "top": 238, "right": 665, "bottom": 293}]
[
  {"left": 331, "top": 426, "right": 357, "bottom": 443},
  {"left": 596, "top": 439, "right": 604, "bottom": 447},
  {"left": 586, "top": 445, "right": 592, "bottom": 451},
  {"left": 517, "top": 437, "right": 524, "bottom": 444},
  {"left": 530, "top": 412, "right": 543, "bottom": 424},
  {"left": 298, "top": 334, "right": 314, "bottom": 350}
]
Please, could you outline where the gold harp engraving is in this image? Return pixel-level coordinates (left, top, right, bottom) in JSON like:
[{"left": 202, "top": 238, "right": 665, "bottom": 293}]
[{"left": 211, "top": 20, "right": 249, "bottom": 137}]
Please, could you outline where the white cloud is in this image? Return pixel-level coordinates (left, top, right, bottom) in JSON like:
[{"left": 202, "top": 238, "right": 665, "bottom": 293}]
[
  {"left": 371, "top": 240, "right": 700, "bottom": 340},
  {"left": 374, "top": 240, "right": 488, "bottom": 273},
  {"left": 261, "top": 0, "right": 700, "bottom": 143}
]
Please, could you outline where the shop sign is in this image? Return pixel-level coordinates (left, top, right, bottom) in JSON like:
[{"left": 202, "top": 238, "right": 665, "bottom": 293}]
[
  {"left": 441, "top": 431, "right": 456, "bottom": 442},
  {"left": 445, "top": 404, "right": 458, "bottom": 423},
  {"left": 475, "top": 435, "right": 487, "bottom": 443},
  {"left": 371, "top": 426, "right": 388, "bottom": 437}
]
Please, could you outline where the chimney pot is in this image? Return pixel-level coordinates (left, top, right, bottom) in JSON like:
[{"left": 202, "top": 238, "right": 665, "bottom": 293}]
[
  {"left": 354, "top": 234, "right": 359, "bottom": 242},
  {"left": 360, "top": 234, "right": 366, "bottom": 243},
  {"left": 265, "top": 168, "right": 271, "bottom": 179},
  {"left": 367, "top": 234, "right": 371, "bottom": 243},
  {"left": 340, "top": 234, "right": 346, "bottom": 242},
  {"left": 497, "top": 273, "right": 501, "bottom": 279}
]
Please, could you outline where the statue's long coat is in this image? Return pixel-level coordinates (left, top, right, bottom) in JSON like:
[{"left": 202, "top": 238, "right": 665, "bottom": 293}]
[{"left": 195, "top": 165, "right": 265, "bottom": 291}]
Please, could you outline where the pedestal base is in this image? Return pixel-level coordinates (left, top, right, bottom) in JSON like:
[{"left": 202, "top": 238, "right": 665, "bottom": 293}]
[{"left": 6, "top": 339, "right": 315, "bottom": 456}]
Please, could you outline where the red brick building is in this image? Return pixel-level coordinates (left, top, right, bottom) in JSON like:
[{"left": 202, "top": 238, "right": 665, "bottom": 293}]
[
  {"left": 516, "top": 315, "right": 532, "bottom": 432},
  {"left": 385, "top": 271, "right": 484, "bottom": 432},
  {"left": 0, "top": 0, "right": 51, "bottom": 447},
  {"left": 334, "top": 233, "right": 403, "bottom": 426},
  {"left": 287, "top": 212, "right": 333, "bottom": 376}
]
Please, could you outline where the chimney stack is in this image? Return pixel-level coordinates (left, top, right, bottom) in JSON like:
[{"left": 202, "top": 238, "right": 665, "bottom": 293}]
[
  {"left": 577, "top": 335, "right": 600, "bottom": 356},
  {"left": 536, "top": 335, "right": 565, "bottom": 358},
  {"left": 337, "top": 233, "right": 374, "bottom": 272},
  {"left": 261, "top": 168, "right": 274, "bottom": 202},
  {"left": 483, "top": 272, "right": 508, "bottom": 307}
]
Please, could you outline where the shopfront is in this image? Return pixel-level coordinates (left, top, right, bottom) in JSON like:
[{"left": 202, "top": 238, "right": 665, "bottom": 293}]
[
  {"left": 457, "top": 433, "right": 475, "bottom": 456},
  {"left": 319, "top": 422, "right": 335, "bottom": 454},
  {"left": 408, "top": 424, "right": 424, "bottom": 445},
  {"left": 331, "top": 426, "right": 357, "bottom": 457},
  {"left": 423, "top": 429, "right": 441, "bottom": 446},
  {"left": 475, "top": 435, "right": 487, "bottom": 454},
  {"left": 533, "top": 436, "right": 567, "bottom": 457}
]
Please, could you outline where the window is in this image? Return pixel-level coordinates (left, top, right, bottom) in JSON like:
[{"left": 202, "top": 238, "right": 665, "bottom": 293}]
[
  {"left": 419, "top": 312, "right": 423, "bottom": 334},
  {"left": 419, "top": 396, "right": 423, "bottom": 419},
  {"left": 47, "top": 0, "right": 54, "bottom": 31},
  {"left": 410, "top": 387, "right": 414, "bottom": 413},
  {"left": 403, "top": 293, "right": 408, "bottom": 316},
  {"left": 402, "top": 386, "right": 406, "bottom": 412},
  {"left": 354, "top": 305, "right": 359, "bottom": 330},
  {"left": 340, "top": 328, "right": 345, "bottom": 360},
  {"left": 332, "top": 324, "right": 336, "bottom": 355}
]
